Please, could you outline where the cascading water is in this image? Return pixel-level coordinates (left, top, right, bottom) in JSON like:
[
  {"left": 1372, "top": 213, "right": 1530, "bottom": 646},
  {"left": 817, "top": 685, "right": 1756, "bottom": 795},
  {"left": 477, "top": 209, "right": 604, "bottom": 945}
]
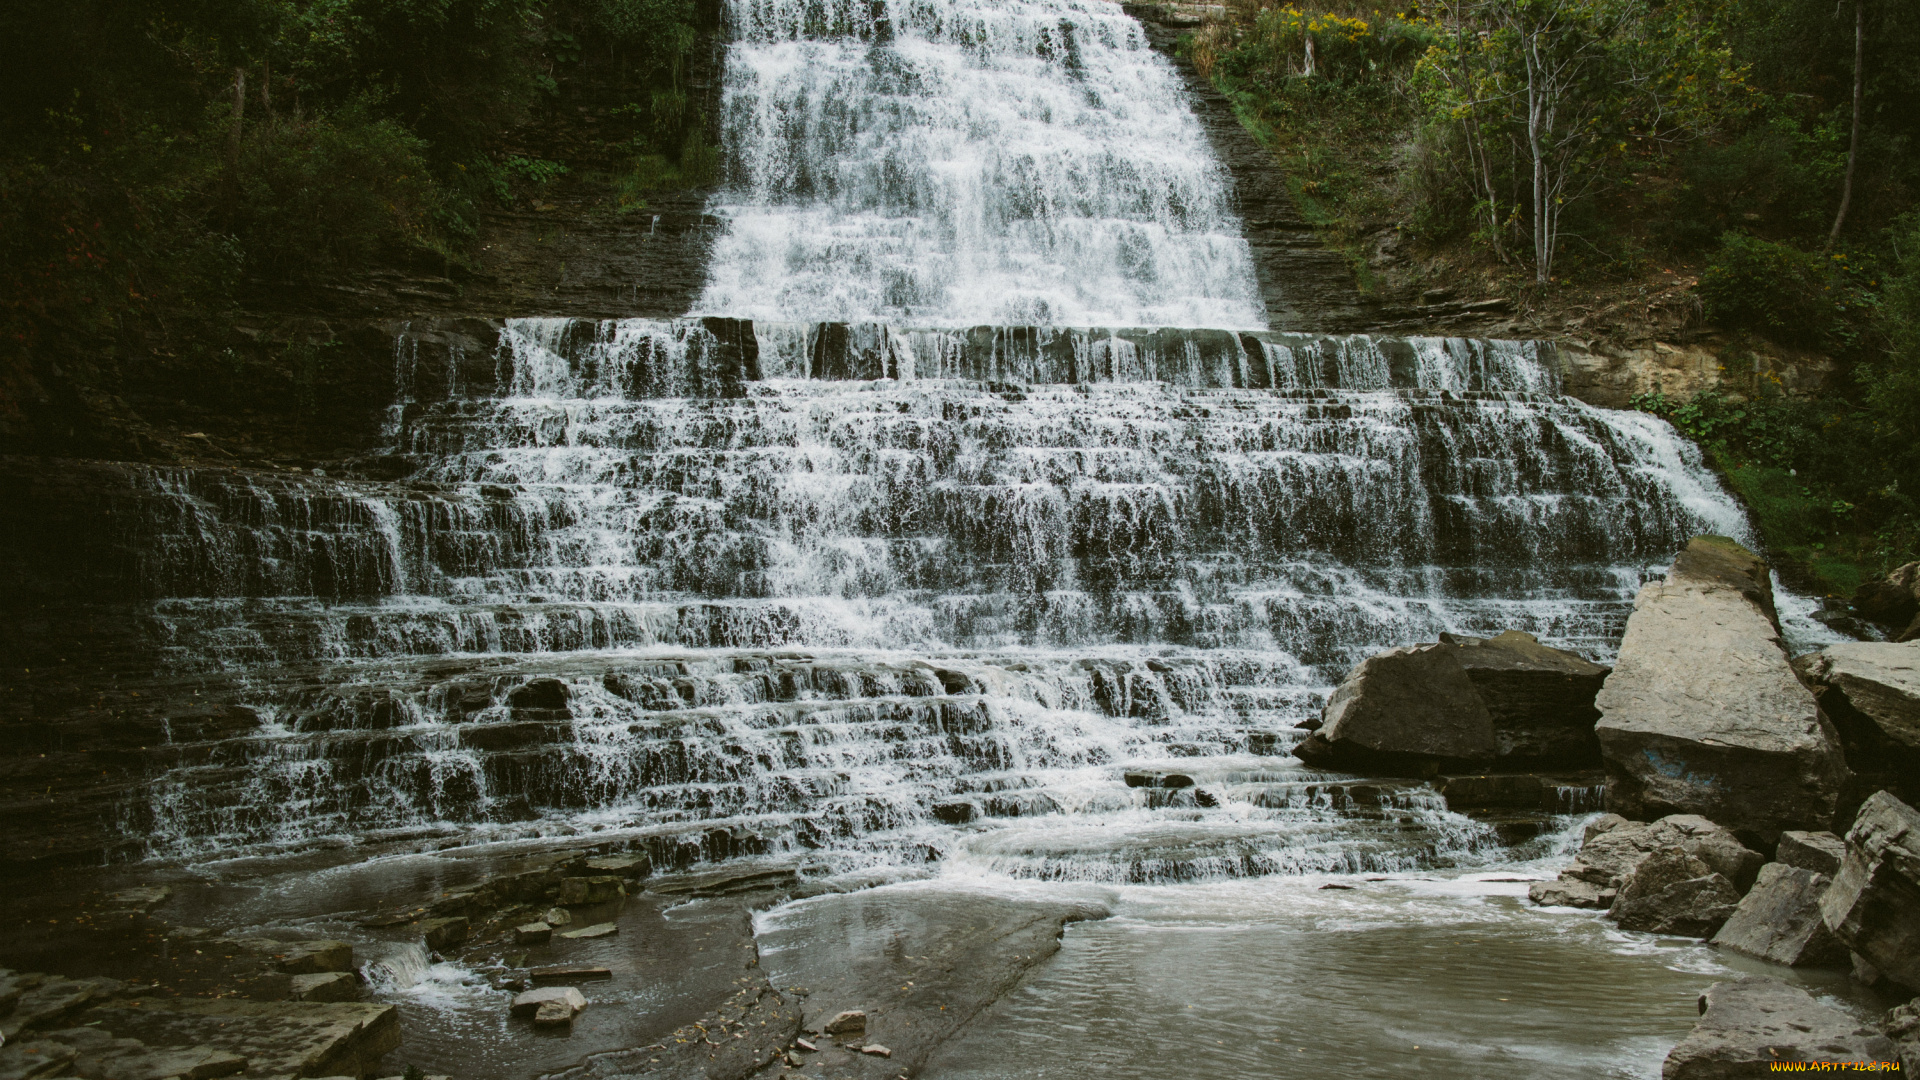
[
  {"left": 693, "top": 0, "right": 1268, "bottom": 327},
  {"left": 116, "top": 317, "right": 1757, "bottom": 886}
]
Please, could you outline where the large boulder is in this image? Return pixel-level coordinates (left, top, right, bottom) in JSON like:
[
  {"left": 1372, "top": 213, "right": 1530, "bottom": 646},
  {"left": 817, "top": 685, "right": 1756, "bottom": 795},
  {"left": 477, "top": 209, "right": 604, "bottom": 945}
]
[
  {"left": 1567, "top": 814, "right": 1764, "bottom": 891},
  {"left": 1710, "top": 863, "right": 1848, "bottom": 966},
  {"left": 1594, "top": 536, "right": 1847, "bottom": 845},
  {"left": 1609, "top": 847, "right": 1740, "bottom": 937},
  {"left": 1819, "top": 790, "right": 1920, "bottom": 992},
  {"left": 1290, "top": 644, "right": 1496, "bottom": 775},
  {"left": 1662, "top": 976, "right": 1897, "bottom": 1078},
  {"left": 1775, "top": 830, "right": 1845, "bottom": 875},
  {"left": 1531, "top": 813, "right": 1762, "bottom": 910},
  {"left": 1796, "top": 641, "right": 1920, "bottom": 812},
  {"left": 1439, "top": 630, "right": 1609, "bottom": 769}
]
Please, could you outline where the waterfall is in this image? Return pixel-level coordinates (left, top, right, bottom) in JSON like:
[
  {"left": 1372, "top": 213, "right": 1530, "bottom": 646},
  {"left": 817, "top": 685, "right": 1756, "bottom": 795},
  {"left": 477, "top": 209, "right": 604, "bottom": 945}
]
[
  {"left": 114, "top": 318, "right": 1756, "bottom": 875},
  {"left": 693, "top": 0, "right": 1268, "bottom": 328}
]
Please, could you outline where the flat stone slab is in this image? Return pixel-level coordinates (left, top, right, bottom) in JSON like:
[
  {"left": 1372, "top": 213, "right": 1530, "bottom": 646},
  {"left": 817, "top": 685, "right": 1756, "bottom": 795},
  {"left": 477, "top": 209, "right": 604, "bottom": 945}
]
[
  {"left": 1663, "top": 976, "right": 1896, "bottom": 1077},
  {"left": 752, "top": 884, "right": 1110, "bottom": 1077},
  {"left": 511, "top": 986, "right": 588, "bottom": 1019},
  {"left": 559, "top": 922, "right": 618, "bottom": 939},
  {"left": 288, "top": 971, "right": 359, "bottom": 1003},
  {"left": 83, "top": 998, "right": 399, "bottom": 1079},
  {"left": 528, "top": 965, "right": 611, "bottom": 986}
]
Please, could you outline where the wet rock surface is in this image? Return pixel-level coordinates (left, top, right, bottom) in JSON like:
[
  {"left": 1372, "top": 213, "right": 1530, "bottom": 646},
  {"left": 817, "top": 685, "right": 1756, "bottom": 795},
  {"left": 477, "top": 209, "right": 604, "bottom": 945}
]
[
  {"left": 1662, "top": 976, "right": 1898, "bottom": 1078},
  {"left": 1595, "top": 537, "right": 1846, "bottom": 844},
  {"left": 752, "top": 886, "right": 1111, "bottom": 1079}
]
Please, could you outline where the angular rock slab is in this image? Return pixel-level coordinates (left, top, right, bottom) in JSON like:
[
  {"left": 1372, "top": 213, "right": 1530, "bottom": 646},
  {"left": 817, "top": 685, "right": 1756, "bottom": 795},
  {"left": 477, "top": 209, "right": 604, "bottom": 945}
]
[
  {"left": 84, "top": 999, "right": 398, "bottom": 1079},
  {"left": 1292, "top": 643, "right": 1495, "bottom": 775},
  {"left": 288, "top": 971, "right": 359, "bottom": 1003},
  {"left": 1888, "top": 1000, "right": 1920, "bottom": 1076},
  {"left": 1820, "top": 790, "right": 1920, "bottom": 992},
  {"left": 512, "top": 986, "right": 588, "bottom": 1019},
  {"left": 1776, "top": 830, "right": 1845, "bottom": 876},
  {"left": 1595, "top": 538, "right": 1846, "bottom": 844},
  {"left": 1441, "top": 630, "right": 1609, "bottom": 769},
  {"left": 1710, "top": 863, "right": 1847, "bottom": 966},
  {"left": 1662, "top": 976, "right": 1896, "bottom": 1078},
  {"left": 1797, "top": 641, "right": 1920, "bottom": 810},
  {"left": 1609, "top": 847, "right": 1739, "bottom": 937}
]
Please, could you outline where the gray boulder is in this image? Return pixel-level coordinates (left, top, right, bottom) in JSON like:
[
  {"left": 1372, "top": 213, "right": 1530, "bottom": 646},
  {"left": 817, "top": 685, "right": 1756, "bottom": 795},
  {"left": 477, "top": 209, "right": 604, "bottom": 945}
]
[
  {"left": 1887, "top": 1000, "right": 1920, "bottom": 1076},
  {"left": 1852, "top": 561, "right": 1920, "bottom": 631},
  {"left": 1796, "top": 641, "right": 1920, "bottom": 810},
  {"left": 1595, "top": 536, "right": 1846, "bottom": 845},
  {"left": 1819, "top": 790, "right": 1920, "bottom": 992},
  {"left": 1439, "top": 630, "right": 1610, "bottom": 769},
  {"left": 1610, "top": 847, "right": 1740, "bottom": 937},
  {"left": 1662, "top": 976, "right": 1897, "bottom": 1078},
  {"left": 1710, "top": 863, "right": 1848, "bottom": 966},
  {"left": 1291, "top": 644, "right": 1496, "bottom": 775},
  {"left": 1564, "top": 814, "right": 1764, "bottom": 892},
  {"left": 1776, "top": 830, "right": 1845, "bottom": 875}
]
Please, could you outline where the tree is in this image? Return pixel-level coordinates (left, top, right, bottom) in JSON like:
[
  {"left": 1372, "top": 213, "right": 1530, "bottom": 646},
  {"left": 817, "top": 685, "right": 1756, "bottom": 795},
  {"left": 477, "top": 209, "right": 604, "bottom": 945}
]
[{"left": 1826, "top": 0, "right": 1864, "bottom": 248}]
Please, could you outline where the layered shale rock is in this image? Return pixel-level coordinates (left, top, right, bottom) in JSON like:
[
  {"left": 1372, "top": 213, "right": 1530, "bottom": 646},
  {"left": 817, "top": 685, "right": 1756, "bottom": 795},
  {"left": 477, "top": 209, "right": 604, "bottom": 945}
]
[
  {"left": 1662, "top": 976, "right": 1897, "bottom": 1078},
  {"left": 1440, "top": 630, "right": 1610, "bottom": 769},
  {"left": 1595, "top": 536, "right": 1846, "bottom": 844},
  {"left": 1819, "top": 790, "right": 1920, "bottom": 992}
]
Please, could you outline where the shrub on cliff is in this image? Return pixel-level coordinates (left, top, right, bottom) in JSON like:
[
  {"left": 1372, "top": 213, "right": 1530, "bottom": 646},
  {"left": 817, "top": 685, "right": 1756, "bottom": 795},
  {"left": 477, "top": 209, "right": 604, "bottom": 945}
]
[{"left": 1698, "top": 233, "right": 1875, "bottom": 351}]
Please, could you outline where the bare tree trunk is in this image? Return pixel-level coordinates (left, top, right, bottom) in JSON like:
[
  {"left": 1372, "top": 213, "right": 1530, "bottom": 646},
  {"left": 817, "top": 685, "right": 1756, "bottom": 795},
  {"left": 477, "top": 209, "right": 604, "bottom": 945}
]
[
  {"left": 1827, "top": 0, "right": 1864, "bottom": 249},
  {"left": 1524, "top": 29, "right": 1551, "bottom": 283},
  {"left": 228, "top": 66, "right": 247, "bottom": 169},
  {"left": 261, "top": 58, "right": 272, "bottom": 126},
  {"left": 1303, "top": 33, "right": 1315, "bottom": 77}
]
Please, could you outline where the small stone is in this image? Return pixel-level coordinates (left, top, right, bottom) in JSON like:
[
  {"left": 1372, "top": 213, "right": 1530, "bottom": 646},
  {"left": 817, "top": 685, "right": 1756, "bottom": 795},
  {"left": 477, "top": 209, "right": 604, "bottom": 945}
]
[
  {"left": 859, "top": 1044, "right": 892, "bottom": 1057},
  {"left": 511, "top": 986, "right": 588, "bottom": 1019},
  {"left": 822, "top": 1010, "right": 867, "bottom": 1034},
  {"left": 533, "top": 999, "right": 576, "bottom": 1028},
  {"left": 288, "top": 971, "right": 359, "bottom": 1003},
  {"left": 514, "top": 922, "right": 553, "bottom": 945},
  {"left": 794, "top": 1038, "right": 817, "bottom": 1051},
  {"left": 559, "top": 922, "right": 617, "bottom": 939},
  {"left": 1526, "top": 878, "right": 1613, "bottom": 909},
  {"left": 544, "top": 907, "right": 574, "bottom": 927}
]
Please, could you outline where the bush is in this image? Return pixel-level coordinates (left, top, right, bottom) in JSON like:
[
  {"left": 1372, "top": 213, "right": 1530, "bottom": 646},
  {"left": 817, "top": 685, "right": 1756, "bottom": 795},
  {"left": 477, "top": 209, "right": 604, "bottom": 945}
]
[{"left": 1697, "top": 232, "right": 1873, "bottom": 350}]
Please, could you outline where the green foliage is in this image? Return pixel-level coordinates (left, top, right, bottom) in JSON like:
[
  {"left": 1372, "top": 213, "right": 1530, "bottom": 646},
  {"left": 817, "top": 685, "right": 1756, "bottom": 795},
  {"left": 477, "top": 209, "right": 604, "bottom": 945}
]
[{"left": 1697, "top": 232, "right": 1877, "bottom": 350}]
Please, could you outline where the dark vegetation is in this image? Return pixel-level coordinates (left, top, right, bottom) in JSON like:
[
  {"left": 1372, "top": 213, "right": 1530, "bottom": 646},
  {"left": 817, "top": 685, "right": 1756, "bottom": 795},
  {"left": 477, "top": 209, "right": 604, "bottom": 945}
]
[
  {"left": 0, "top": 0, "right": 713, "bottom": 430},
  {"left": 1185, "top": 0, "right": 1920, "bottom": 593}
]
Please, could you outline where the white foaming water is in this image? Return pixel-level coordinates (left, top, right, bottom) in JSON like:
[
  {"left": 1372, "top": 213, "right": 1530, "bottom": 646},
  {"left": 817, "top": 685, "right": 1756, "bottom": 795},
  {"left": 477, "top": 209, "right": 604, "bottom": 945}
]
[
  {"left": 694, "top": 0, "right": 1267, "bottom": 327},
  {"left": 115, "top": 318, "right": 1814, "bottom": 873}
]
